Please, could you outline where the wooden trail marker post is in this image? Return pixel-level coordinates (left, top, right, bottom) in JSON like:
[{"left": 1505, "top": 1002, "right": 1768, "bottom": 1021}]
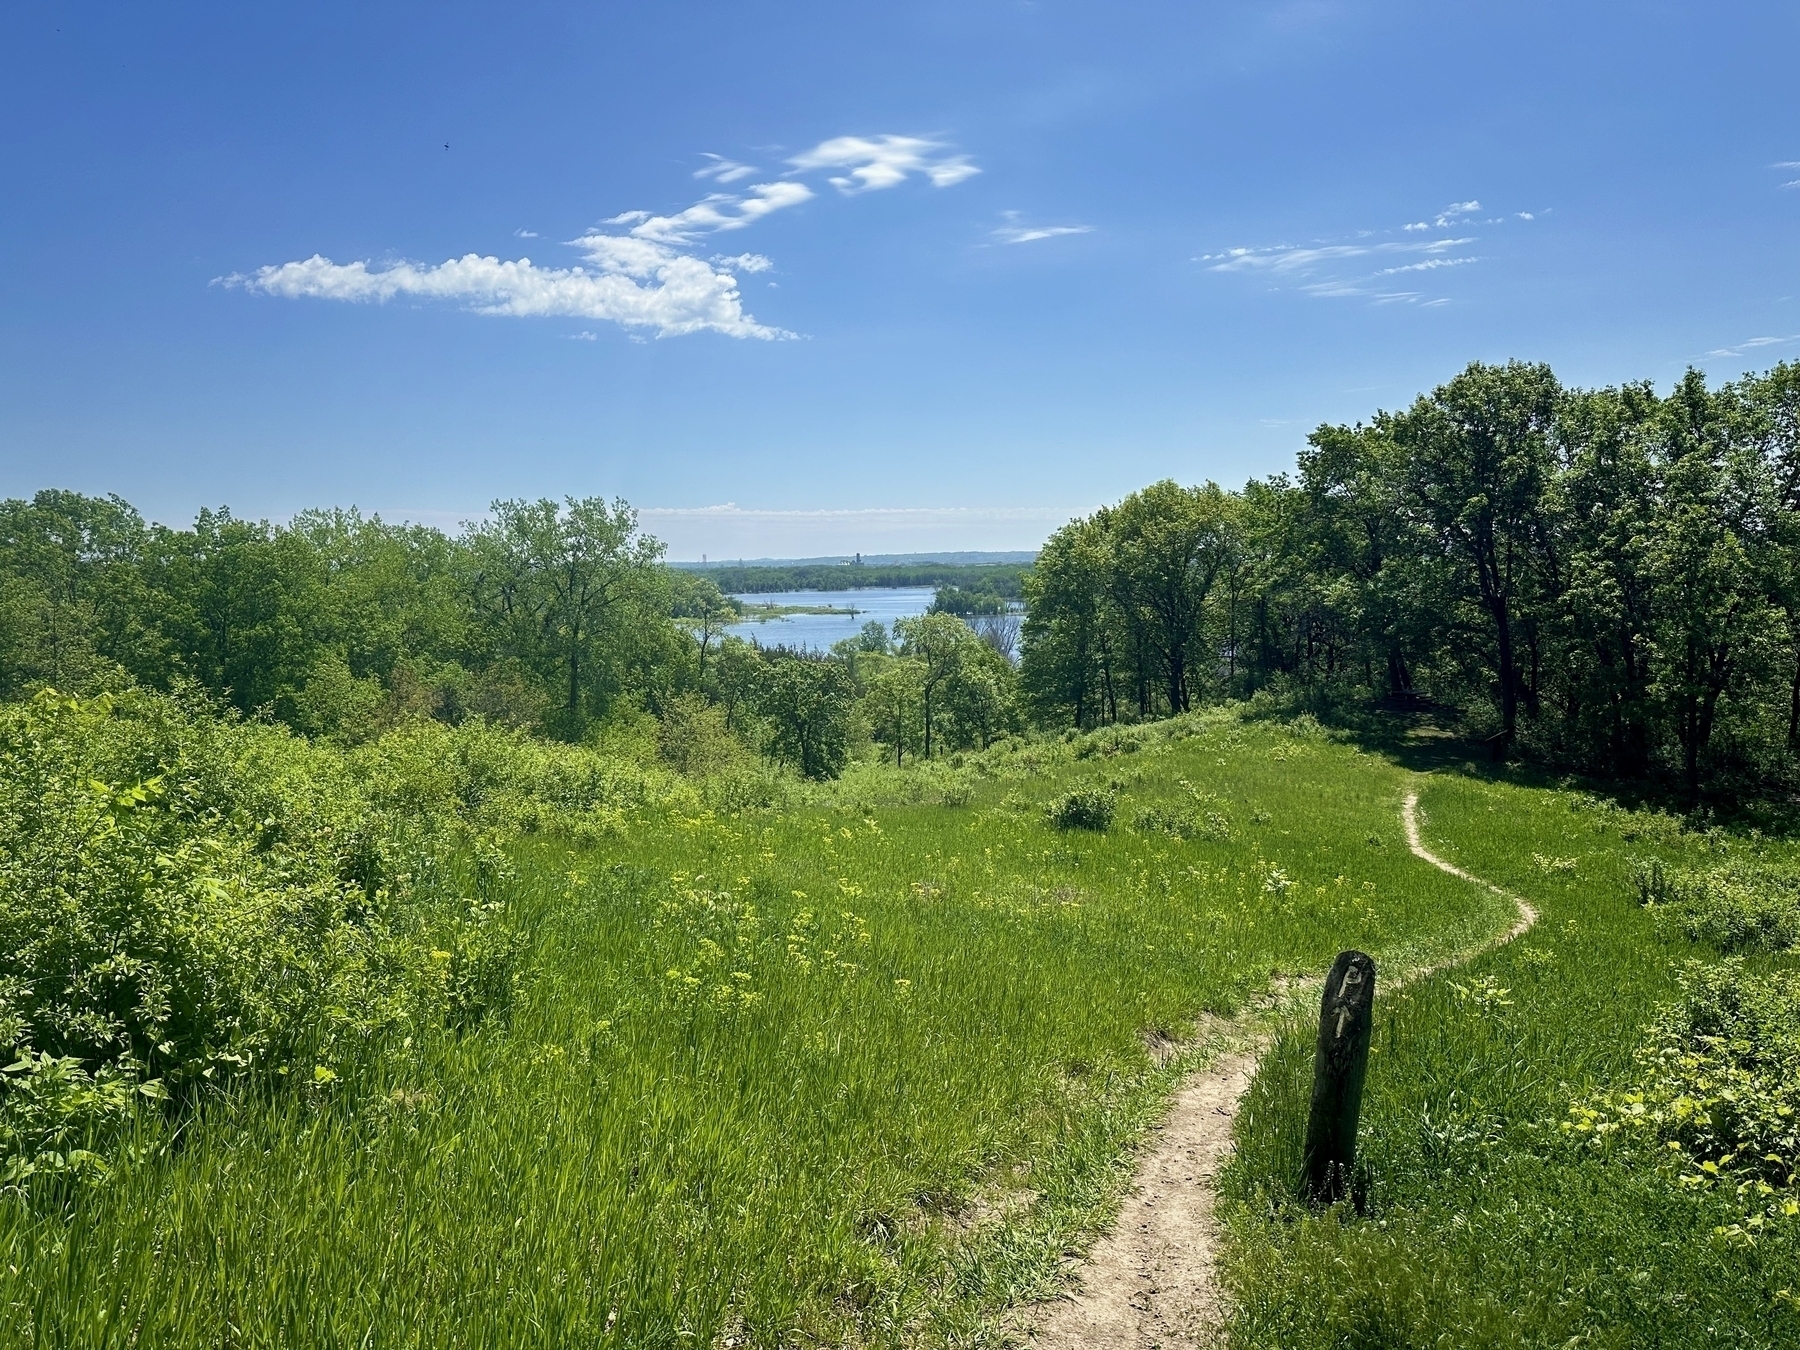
[{"left": 1301, "top": 949, "right": 1376, "bottom": 1206}]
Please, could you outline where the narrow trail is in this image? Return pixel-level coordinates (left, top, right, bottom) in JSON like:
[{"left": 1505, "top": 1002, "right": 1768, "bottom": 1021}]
[{"left": 1022, "top": 786, "right": 1538, "bottom": 1350}]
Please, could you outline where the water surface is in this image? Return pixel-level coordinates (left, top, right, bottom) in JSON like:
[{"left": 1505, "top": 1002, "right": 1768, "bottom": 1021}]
[{"left": 724, "top": 587, "right": 935, "bottom": 651}]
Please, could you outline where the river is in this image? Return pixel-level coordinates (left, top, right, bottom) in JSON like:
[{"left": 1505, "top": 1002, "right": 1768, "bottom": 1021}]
[{"left": 723, "top": 587, "right": 937, "bottom": 650}]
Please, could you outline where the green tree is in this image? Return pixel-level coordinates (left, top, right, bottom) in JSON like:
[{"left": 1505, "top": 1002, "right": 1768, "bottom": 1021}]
[
  {"left": 1546, "top": 382, "right": 1663, "bottom": 774},
  {"left": 709, "top": 636, "right": 765, "bottom": 732},
  {"left": 894, "top": 611, "right": 976, "bottom": 757},
  {"left": 939, "top": 640, "right": 1016, "bottom": 750},
  {"left": 139, "top": 509, "right": 330, "bottom": 716},
  {"left": 1391, "top": 361, "right": 1563, "bottom": 749},
  {"left": 1103, "top": 480, "right": 1238, "bottom": 714},
  {"left": 0, "top": 491, "right": 154, "bottom": 697},
  {"left": 758, "top": 655, "right": 854, "bottom": 779},
  {"left": 1020, "top": 516, "right": 1115, "bottom": 728},
  {"left": 862, "top": 656, "right": 925, "bottom": 766},
  {"left": 1648, "top": 371, "right": 1784, "bottom": 796},
  {"left": 468, "top": 497, "right": 665, "bottom": 734}
]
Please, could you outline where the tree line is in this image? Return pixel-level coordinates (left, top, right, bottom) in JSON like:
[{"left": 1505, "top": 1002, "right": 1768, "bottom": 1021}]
[
  {"left": 12, "top": 358, "right": 1795, "bottom": 795},
  {"left": 0, "top": 491, "right": 1025, "bottom": 779},
  {"left": 0, "top": 493, "right": 731, "bottom": 741},
  {"left": 683, "top": 559, "right": 1029, "bottom": 597},
  {"left": 1021, "top": 360, "right": 1800, "bottom": 800}
]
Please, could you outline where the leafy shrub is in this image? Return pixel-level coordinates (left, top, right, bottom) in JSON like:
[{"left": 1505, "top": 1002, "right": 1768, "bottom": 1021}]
[
  {"left": 1047, "top": 787, "right": 1115, "bottom": 832},
  {"left": 1566, "top": 960, "right": 1800, "bottom": 1223},
  {"left": 656, "top": 691, "right": 749, "bottom": 778},
  {"left": 0, "top": 689, "right": 576, "bottom": 1185},
  {"left": 1131, "top": 804, "right": 1231, "bottom": 841},
  {"left": 1635, "top": 857, "right": 1800, "bottom": 952},
  {"left": 0, "top": 691, "right": 409, "bottom": 1178},
  {"left": 350, "top": 715, "right": 695, "bottom": 842}
]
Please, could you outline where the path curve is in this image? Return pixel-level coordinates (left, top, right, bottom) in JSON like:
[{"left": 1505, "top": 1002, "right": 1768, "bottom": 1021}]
[{"left": 1023, "top": 785, "right": 1537, "bottom": 1350}]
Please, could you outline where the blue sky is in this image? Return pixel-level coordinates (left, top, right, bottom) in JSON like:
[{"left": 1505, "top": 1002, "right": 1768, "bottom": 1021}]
[{"left": 3, "top": 1, "right": 1797, "bottom": 558}]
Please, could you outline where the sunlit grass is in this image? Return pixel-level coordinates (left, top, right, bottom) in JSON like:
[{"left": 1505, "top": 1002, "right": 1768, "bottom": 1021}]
[
  {"left": 1, "top": 712, "right": 1511, "bottom": 1347},
  {"left": 1222, "top": 770, "right": 1800, "bottom": 1348}
]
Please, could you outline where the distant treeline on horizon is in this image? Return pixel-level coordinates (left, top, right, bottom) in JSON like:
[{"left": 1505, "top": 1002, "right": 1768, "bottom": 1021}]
[
  {"left": 674, "top": 550, "right": 1038, "bottom": 569},
  {"left": 686, "top": 559, "right": 1033, "bottom": 596}
]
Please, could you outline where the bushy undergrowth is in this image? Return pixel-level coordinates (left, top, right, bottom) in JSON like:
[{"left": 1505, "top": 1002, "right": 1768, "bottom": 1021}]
[
  {"left": 1132, "top": 780, "right": 1233, "bottom": 841},
  {"left": 1046, "top": 785, "right": 1116, "bottom": 831},
  {"left": 0, "top": 687, "right": 702, "bottom": 1188},
  {"left": 1570, "top": 961, "right": 1800, "bottom": 1229},
  {"left": 1639, "top": 856, "right": 1800, "bottom": 952}
]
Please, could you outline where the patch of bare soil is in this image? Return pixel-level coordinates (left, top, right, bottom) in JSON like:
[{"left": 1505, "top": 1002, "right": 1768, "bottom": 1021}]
[{"left": 1018, "top": 787, "right": 1537, "bottom": 1350}]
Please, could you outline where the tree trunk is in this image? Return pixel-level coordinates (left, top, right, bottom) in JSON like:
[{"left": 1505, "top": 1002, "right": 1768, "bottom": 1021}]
[
  {"left": 1788, "top": 638, "right": 1800, "bottom": 750},
  {"left": 1489, "top": 593, "right": 1518, "bottom": 748}
]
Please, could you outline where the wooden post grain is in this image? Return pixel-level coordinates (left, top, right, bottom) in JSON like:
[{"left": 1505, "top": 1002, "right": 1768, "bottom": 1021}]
[{"left": 1301, "top": 949, "right": 1376, "bottom": 1205}]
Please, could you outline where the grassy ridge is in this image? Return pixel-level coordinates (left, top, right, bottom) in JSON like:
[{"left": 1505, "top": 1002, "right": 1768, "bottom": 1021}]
[
  {"left": 3, "top": 714, "right": 1508, "bottom": 1347},
  {"left": 1223, "top": 769, "right": 1800, "bottom": 1348}
]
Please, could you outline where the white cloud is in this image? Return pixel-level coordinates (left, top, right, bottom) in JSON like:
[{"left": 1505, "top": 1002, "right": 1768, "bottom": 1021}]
[
  {"left": 228, "top": 173, "right": 819, "bottom": 339},
  {"left": 1703, "top": 334, "right": 1800, "bottom": 358},
  {"left": 1374, "top": 256, "right": 1481, "bottom": 276},
  {"left": 1772, "top": 161, "right": 1800, "bottom": 169},
  {"left": 224, "top": 236, "right": 792, "bottom": 339},
  {"left": 992, "top": 216, "right": 1094, "bottom": 244},
  {"left": 621, "top": 181, "right": 814, "bottom": 244},
  {"left": 1205, "top": 237, "right": 1473, "bottom": 274},
  {"left": 568, "top": 331, "right": 597, "bottom": 341},
  {"left": 695, "top": 154, "right": 758, "bottom": 183},
  {"left": 231, "top": 127, "right": 982, "bottom": 339},
  {"left": 712, "top": 252, "right": 773, "bottom": 273},
  {"left": 1200, "top": 200, "right": 1512, "bottom": 306},
  {"left": 1299, "top": 280, "right": 1422, "bottom": 303},
  {"left": 1784, "top": 180, "right": 1800, "bottom": 191},
  {"left": 788, "top": 135, "right": 979, "bottom": 193}
]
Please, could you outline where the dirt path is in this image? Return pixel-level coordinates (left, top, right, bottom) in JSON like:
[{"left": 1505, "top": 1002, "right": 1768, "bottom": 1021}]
[{"left": 1021, "top": 787, "right": 1538, "bottom": 1350}]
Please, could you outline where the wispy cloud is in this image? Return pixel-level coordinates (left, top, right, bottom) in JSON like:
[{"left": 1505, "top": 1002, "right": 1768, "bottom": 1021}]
[
  {"left": 1203, "top": 237, "right": 1473, "bottom": 274},
  {"left": 1374, "top": 256, "right": 1481, "bottom": 276},
  {"left": 992, "top": 212, "right": 1093, "bottom": 245},
  {"left": 1198, "top": 198, "right": 1536, "bottom": 305},
  {"left": 788, "top": 134, "right": 979, "bottom": 193},
  {"left": 1703, "top": 334, "right": 1800, "bottom": 358},
  {"left": 513, "top": 227, "right": 538, "bottom": 238},
  {"left": 695, "top": 154, "right": 758, "bottom": 183},
  {"left": 605, "top": 181, "right": 814, "bottom": 245},
  {"left": 228, "top": 130, "right": 979, "bottom": 339}
]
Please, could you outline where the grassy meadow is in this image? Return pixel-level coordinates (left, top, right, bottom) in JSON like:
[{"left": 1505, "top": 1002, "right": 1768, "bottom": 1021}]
[
  {"left": 1224, "top": 766, "right": 1800, "bottom": 1348},
  {"left": 3, "top": 710, "right": 1515, "bottom": 1348}
]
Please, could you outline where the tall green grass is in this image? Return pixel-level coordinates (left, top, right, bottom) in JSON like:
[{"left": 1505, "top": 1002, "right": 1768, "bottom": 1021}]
[
  {"left": 1222, "top": 770, "right": 1800, "bottom": 1348},
  {"left": 2, "top": 713, "right": 1509, "bottom": 1347}
]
